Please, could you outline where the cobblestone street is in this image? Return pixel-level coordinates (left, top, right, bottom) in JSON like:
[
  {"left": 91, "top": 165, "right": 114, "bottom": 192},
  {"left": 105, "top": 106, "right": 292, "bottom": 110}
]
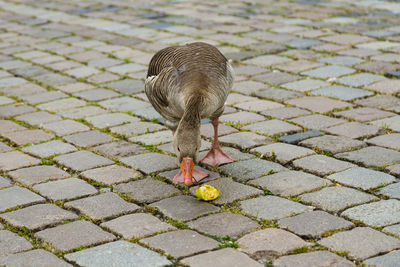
[{"left": 1, "top": 0, "right": 400, "bottom": 266}]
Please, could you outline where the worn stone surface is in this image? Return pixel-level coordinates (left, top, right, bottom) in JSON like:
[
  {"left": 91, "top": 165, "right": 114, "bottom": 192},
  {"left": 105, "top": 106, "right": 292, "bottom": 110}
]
[
  {"left": 81, "top": 165, "right": 142, "bottom": 186},
  {"left": 249, "top": 171, "right": 331, "bottom": 197},
  {"left": 101, "top": 213, "right": 175, "bottom": 239},
  {"left": 141, "top": 230, "right": 219, "bottom": 259},
  {"left": 364, "top": 250, "right": 400, "bottom": 267},
  {"left": 22, "top": 140, "right": 77, "bottom": 158},
  {"left": 187, "top": 212, "right": 259, "bottom": 238},
  {"left": 219, "top": 159, "right": 287, "bottom": 182},
  {"left": 273, "top": 251, "right": 354, "bottom": 267},
  {"left": 237, "top": 228, "right": 310, "bottom": 257},
  {"left": 113, "top": 178, "right": 181, "bottom": 203},
  {"left": 0, "top": 186, "right": 45, "bottom": 212},
  {"left": 0, "top": 230, "right": 33, "bottom": 258},
  {"left": 300, "top": 135, "right": 366, "bottom": 154},
  {"left": 33, "top": 177, "right": 97, "bottom": 201},
  {"left": 367, "top": 133, "right": 400, "bottom": 150},
  {"left": 278, "top": 211, "right": 354, "bottom": 238},
  {"left": 54, "top": 150, "right": 113, "bottom": 171},
  {"left": 0, "top": 204, "right": 78, "bottom": 231},
  {"left": 240, "top": 196, "right": 312, "bottom": 220},
  {"left": 219, "top": 132, "right": 273, "bottom": 149},
  {"left": 8, "top": 165, "right": 70, "bottom": 186},
  {"left": 92, "top": 141, "right": 145, "bottom": 158},
  {"left": 252, "top": 143, "right": 315, "bottom": 164},
  {"left": 293, "top": 155, "right": 356, "bottom": 176},
  {"left": 0, "top": 249, "right": 72, "bottom": 267},
  {"left": 189, "top": 178, "right": 263, "bottom": 205},
  {"left": 64, "top": 192, "right": 139, "bottom": 220},
  {"left": 318, "top": 227, "right": 400, "bottom": 260},
  {"left": 35, "top": 220, "right": 115, "bottom": 252},
  {"left": 300, "top": 186, "right": 378, "bottom": 212},
  {"left": 65, "top": 241, "right": 171, "bottom": 267},
  {"left": 64, "top": 130, "right": 113, "bottom": 147},
  {"left": 181, "top": 248, "right": 263, "bottom": 267},
  {"left": 342, "top": 200, "right": 400, "bottom": 227},
  {"left": 120, "top": 153, "right": 177, "bottom": 174},
  {"left": 335, "top": 146, "right": 400, "bottom": 168},
  {"left": 3, "top": 129, "right": 54, "bottom": 146},
  {"left": 150, "top": 195, "right": 219, "bottom": 221}
]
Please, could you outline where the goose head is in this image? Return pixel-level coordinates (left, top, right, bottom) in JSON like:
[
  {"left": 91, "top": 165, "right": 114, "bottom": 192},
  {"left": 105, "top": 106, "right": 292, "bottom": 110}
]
[{"left": 173, "top": 119, "right": 201, "bottom": 186}]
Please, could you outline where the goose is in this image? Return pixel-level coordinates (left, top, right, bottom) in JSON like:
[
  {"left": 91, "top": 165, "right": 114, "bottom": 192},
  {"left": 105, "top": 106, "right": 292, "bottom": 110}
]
[{"left": 145, "top": 42, "right": 234, "bottom": 186}]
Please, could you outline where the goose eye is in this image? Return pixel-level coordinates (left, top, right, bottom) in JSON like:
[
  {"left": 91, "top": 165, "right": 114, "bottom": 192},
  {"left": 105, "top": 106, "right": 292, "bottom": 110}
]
[{"left": 177, "top": 147, "right": 181, "bottom": 152}]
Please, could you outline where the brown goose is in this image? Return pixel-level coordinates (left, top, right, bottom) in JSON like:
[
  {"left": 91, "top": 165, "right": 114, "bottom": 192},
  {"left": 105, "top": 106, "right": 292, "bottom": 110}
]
[{"left": 145, "top": 42, "right": 234, "bottom": 186}]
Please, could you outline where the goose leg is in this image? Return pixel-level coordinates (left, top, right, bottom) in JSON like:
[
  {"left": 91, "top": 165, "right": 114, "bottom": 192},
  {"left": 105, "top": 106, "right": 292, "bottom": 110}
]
[
  {"left": 173, "top": 168, "right": 209, "bottom": 186},
  {"left": 200, "top": 117, "right": 234, "bottom": 167}
]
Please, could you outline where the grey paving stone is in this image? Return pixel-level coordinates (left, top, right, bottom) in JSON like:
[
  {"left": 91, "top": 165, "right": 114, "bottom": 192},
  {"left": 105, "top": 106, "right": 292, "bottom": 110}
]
[
  {"left": 0, "top": 249, "right": 72, "bottom": 267},
  {"left": 281, "top": 79, "right": 329, "bottom": 92},
  {"left": 342, "top": 200, "right": 400, "bottom": 227},
  {"left": 311, "top": 85, "right": 373, "bottom": 101},
  {"left": 59, "top": 106, "right": 107, "bottom": 119},
  {"left": 240, "top": 195, "right": 312, "bottom": 220},
  {"left": 0, "top": 186, "right": 45, "bottom": 212},
  {"left": 249, "top": 171, "right": 331, "bottom": 197},
  {"left": 219, "top": 159, "right": 287, "bottom": 182},
  {"left": 189, "top": 178, "right": 263, "bottom": 205},
  {"left": 81, "top": 165, "right": 142, "bottom": 186},
  {"left": 318, "top": 56, "right": 363, "bottom": 66},
  {"left": 9, "top": 65, "right": 51, "bottom": 77},
  {"left": 261, "top": 107, "right": 310, "bottom": 120},
  {"left": 254, "top": 88, "right": 303, "bottom": 102},
  {"left": 64, "top": 130, "right": 113, "bottom": 147},
  {"left": 253, "top": 71, "right": 299, "bottom": 86},
  {"left": 187, "top": 212, "right": 259, "bottom": 238},
  {"left": 300, "top": 186, "right": 378, "bottom": 213},
  {"left": 0, "top": 120, "right": 25, "bottom": 134},
  {"left": 273, "top": 251, "right": 354, "bottom": 267},
  {"left": 243, "top": 55, "right": 292, "bottom": 67},
  {"left": 64, "top": 192, "right": 139, "bottom": 220},
  {"left": 129, "top": 130, "right": 173, "bottom": 145},
  {"left": 380, "top": 182, "right": 400, "bottom": 199},
  {"left": 85, "top": 113, "right": 139, "bottom": 129},
  {"left": 0, "top": 204, "right": 78, "bottom": 231},
  {"left": 0, "top": 142, "right": 11, "bottom": 153},
  {"left": 42, "top": 120, "right": 90, "bottom": 136},
  {"left": 290, "top": 114, "right": 345, "bottom": 130},
  {"left": 92, "top": 141, "right": 145, "bottom": 159},
  {"left": 120, "top": 153, "right": 177, "bottom": 174},
  {"left": 111, "top": 121, "right": 165, "bottom": 137},
  {"left": 150, "top": 195, "right": 220, "bottom": 221},
  {"left": 99, "top": 96, "right": 151, "bottom": 112},
  {"left": 3, "top": 129, "right": 54, "bottom": 146},
  {"left": 35, "top": 220, "right": 115, "bottom": 252},
  {"left": 327, "top": 167, "right": 396, "bottom": 190},
  {"left": 219, "top": 132, "right": 273, "bottom": 150},
  {"left": 371, "top": 115, "right": 400, "bottom": 132},
  {"left": 37, "top": 98, "right": 86, "bottom": 113},
  {"left": 336, "top": 73, "right": 386, "bottom": 87},
  {"left": 0, "top": 96, "right": 14, "bottom": 105},
  {"left": 301, "top": 65, "right": 355, "bottom": 79},
  {"left": 21, "top": 91, "right": 67, "bottom": 105},
  {"left": 101, "top": 213, "right": 176, "bottom": 239},
  {"left": 367, "top": 133, "right": 400, "bottom": 150},
  {"left": 22, "top": 140, "right": 77, "bottom": 158},
  {"left": 113, "top": 178, "right": 181, "bottom": 203},
  {"left": 364, "top": 250, "right": 400, "bottom": 267},
  {"left": 252, "top": 143, "right": 315, "bottom": 164},
  {"left": 220, "top": 111, "right": 265, "bottom": 125},
  {"left": 334, "top": 107, "right": 396, "bottom": 123},
  {"left": 16, "top": 111, "right": 61, "bottom": 125},
  {"left": 234, "top": 99, "right": 284, "bottom": 112},
  {"left": 0, "top": 176, "right": 11, "bottom": 188},
  {"left": 34, "top": 73, "right": 75, "bottom": 87},
  {"left": 335, "top": 146, "right": 400, "bottom": 168},
  {"left": 286, "top": 96, "right": 351, "bottom": 114},
  {"left": 286, "top": 38, "right": 323, "bottom": 49},
  {"left": 8, "top": 165, "right": 70, "bottom": 186},
  {"left": 355, "top": 95, "right": 400, "bottom": 110},
  {"left": 54, "top": 150, "right": 113, "bottom": 171},
  {"left": 325, "top": 122, "right": 380, "bottom": 139},
  {"left": 65, "top": 240, "right": 171, "bottom": 267},
  {"left": 384, "top": 224, "right": 400, "bottom": 237},
  {"left": 33, "top": 178, "right": 98, "bottom": 201},
  {"left": 237, "top": 228, "right": 309, "bottom": 258},
  {"left": 0, "top": 77, "right": 28, "bottom": 88},
  {"left": 278, "top": 210, "right": 354, "bottom": 238},
  {"left": 104, "top": 79, "right": 144, "bottom": 94},
  {"left": 318, "top": 227, "right": 400, "bottom": 260},
  {"left": 73, "top": 88, "right": 119, "bottom": 101},
  {"left": 293, "top": 155, "right": 356, "bottom": 176},
  {"left": 181, "top": 247, "right": 263, "bottom": 267},
  {"left": 278, "top": 130, "right": 324, "bottom": 144},
  {"left": 0, "top": 230, "right": 33, "bottom": 258},
  {"left": 300, "top": 135, "right": 366, "bottom": 154},
  {"left": 244, "top": 120, "right": 302, "bottom": 137}
]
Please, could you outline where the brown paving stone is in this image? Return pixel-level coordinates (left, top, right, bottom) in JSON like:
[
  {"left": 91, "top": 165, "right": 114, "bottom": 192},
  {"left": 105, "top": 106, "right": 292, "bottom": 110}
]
[
  {"left": 35, "top": 220, "right": 115, "bottom": 252},
  {"left": 140, "top": 230, "right": 219, "bottom": 259},
  {"left": 356, "top": 61, "right": 400, "bottom": 74},
  {"left": 286, "top": 96, "right": 351, "bottom": 113}
]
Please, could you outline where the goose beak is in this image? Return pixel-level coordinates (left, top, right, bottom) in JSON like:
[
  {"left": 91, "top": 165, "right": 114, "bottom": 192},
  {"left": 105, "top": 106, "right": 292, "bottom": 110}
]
[{"left": 181, "top": 157, "right": 194, "bottom": 186}]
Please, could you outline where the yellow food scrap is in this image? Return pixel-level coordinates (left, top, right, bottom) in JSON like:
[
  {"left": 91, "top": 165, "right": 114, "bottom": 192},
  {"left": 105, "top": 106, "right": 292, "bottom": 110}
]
[{"left": 196, "top": 184, "right": 220, "bottom": 201}]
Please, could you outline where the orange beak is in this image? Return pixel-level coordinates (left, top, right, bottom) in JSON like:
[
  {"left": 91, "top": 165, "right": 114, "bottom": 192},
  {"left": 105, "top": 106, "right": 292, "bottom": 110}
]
[{"left": 180, "top": 157, "right": 194, "bottom": 186}]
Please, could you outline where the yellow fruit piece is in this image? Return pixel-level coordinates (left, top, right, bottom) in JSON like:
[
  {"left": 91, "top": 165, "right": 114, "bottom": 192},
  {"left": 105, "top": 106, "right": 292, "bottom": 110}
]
[{"left": 196, "top": 184, "right": 220, "bottom": 201}]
